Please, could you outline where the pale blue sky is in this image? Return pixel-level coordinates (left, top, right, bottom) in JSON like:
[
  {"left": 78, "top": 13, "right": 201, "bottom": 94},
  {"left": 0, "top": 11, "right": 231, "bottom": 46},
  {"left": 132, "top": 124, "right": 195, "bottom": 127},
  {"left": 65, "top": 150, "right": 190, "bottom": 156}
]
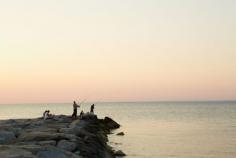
[{"left": 0, "top": 0, "right": 235, "bottom": 103}]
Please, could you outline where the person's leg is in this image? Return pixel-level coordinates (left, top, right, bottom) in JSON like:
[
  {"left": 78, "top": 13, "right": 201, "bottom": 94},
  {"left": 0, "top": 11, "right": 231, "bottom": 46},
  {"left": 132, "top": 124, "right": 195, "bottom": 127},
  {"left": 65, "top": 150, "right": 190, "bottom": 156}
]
[
  {"left": 72, "top": 109, "right": 76, "bottom": 118},
  {"left": 74, "top": 109, "right": 77, "bottom": 119}
]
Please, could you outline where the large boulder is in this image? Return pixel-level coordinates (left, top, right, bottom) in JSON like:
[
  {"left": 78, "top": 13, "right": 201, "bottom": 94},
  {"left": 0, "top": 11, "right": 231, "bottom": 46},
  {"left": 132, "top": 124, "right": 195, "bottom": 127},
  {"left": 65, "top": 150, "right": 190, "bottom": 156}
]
[
  {"left": 80, "top": 113, "right": 97, "bottom": 120},
  {"left": 59, "top": 128, "right": 73, "bottom": 134},
  {"left": 0, "top": 131, "right": 16, "bottom": 144},
  {"left": 12, "top": 144, "right": 43, "bottom": 155},
  {"left": 12, "top": 128, "right": 23, "bottom": 137},
  {"left": 37, "top": 148, "right": 67, "bottom": 158},
  {"left": 69, "top": 120, "right": 87, "bottom": 131},
  {"left": 58, "top": 133, "right": 79, "bottom": 142},
  {"left": 103, "top": 117, "right": 120, "bottom": 129},
  {"left": 69, "top": 120, "right": 81, "bottom": 128},
  {"left": 25, "top": 128, "right": 57, "bottom": 133},
  {"left": 0, "top": 146, "right": 35, "bottom": 158},
  {"left": 37, "top": 140, "right": 56, "bottom": 146},
  {"left": 37, "top": 146, "right": 82, "bottom": 158},
  {"left": 18, "top": 131, "right": 78, "bottom": 142},
  {"left": 18, "top": 132, "right": 59, "bottom": 141},
  {"left": 0, "top": 127, "right": 22, "bottom": 138},
  {"left": 57, "top": 140, "right": 77, "bottom": 152},
  {"left": 53, "top": 115, "right": 72, "bottom": 123},
  {"left": 114, "top": 150, "right": 126, "bottom": 157},
  {"left": 116, "top": 132, "right": 125, "bottom": 136},
  {"left": 73, "top": 128, "right": 95, "bottom": 138}
]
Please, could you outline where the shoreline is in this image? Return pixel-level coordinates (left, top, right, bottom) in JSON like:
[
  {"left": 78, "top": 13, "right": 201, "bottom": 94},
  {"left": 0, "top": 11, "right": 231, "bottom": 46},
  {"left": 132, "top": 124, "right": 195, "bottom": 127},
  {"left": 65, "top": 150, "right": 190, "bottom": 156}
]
[{"left": 0, "top": 114, "right": 125, "bottom": 158}]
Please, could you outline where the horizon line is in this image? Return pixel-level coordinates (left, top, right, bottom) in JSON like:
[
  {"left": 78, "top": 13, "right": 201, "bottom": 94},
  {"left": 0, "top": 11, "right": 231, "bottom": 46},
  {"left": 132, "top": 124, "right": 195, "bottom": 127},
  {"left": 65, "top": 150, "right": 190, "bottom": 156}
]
[{"left": 1, "top": 99, "right": 236, "bottom": 105}]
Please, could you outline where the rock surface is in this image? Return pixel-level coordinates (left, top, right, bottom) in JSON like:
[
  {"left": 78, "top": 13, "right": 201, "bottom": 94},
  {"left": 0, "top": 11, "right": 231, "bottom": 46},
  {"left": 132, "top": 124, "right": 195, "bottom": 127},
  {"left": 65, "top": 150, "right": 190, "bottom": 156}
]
[
  {"left": 57, "top": 140, "right": 77, "bottom": 152},
  {"left": 114, "top": 150, "right": 126, "bottom": 157},
  {"left": 0, "top": 146, "right": 35, "bottom": 158},
  {"left": 0, "top": 131, "right": 16, "bottom": 144},
  {"left": 116, "top": 132, "right": 125, "bottom": 136},
  {"left": 0, "top": 114, "right": 124, "bottom": 158}
]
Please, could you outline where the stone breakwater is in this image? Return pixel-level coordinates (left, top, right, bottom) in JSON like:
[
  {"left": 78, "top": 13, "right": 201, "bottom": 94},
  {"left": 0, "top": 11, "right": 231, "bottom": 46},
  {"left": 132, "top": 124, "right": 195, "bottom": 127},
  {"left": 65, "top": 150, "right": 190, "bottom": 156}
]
[{"left": 0, "top": 114, "right": 125, "bottom": 158}]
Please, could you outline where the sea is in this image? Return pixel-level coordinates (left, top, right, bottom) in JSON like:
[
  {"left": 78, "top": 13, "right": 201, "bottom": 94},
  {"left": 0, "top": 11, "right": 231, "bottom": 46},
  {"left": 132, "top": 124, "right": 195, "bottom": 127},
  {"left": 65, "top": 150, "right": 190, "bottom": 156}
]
[{"left": 0, "top": 101, "right": 236, "bottom": 158}]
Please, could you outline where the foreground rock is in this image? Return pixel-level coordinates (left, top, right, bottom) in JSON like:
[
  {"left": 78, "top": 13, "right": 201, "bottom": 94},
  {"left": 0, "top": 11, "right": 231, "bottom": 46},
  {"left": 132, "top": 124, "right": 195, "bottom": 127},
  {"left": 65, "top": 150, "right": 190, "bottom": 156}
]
[
  {"left": 0, "top": 131, "right": 16, "bottom": 144},
  {"left": 0, "top": 114, "right": 124, "bottom": 158}
]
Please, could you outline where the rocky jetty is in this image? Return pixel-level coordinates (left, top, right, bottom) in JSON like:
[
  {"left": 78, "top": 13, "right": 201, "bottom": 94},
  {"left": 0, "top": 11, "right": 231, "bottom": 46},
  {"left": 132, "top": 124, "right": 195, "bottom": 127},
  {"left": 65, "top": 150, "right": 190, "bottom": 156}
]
[{"left": 0, "top": 113, "right": 124, "bottom": 158}]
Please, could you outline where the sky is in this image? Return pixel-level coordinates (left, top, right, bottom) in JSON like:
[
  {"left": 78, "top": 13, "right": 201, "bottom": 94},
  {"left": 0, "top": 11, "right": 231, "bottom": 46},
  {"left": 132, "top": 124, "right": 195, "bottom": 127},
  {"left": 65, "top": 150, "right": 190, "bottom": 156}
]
[{"left": 0, "top": 0, "right": 236, "bottom": 103}]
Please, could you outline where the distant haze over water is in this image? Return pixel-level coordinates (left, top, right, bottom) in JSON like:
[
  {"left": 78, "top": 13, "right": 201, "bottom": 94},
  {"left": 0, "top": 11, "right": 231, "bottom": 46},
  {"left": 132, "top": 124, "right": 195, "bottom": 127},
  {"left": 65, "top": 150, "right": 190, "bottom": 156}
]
[{"left": 1, "top": 101, "right": 236, "bottom": 158}]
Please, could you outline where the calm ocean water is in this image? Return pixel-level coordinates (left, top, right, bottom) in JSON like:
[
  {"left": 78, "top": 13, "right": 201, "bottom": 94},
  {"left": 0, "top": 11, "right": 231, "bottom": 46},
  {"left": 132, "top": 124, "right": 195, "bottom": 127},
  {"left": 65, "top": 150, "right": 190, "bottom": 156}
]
[{"left": 0, "top": 101, "right": 236, "bottom": 158}]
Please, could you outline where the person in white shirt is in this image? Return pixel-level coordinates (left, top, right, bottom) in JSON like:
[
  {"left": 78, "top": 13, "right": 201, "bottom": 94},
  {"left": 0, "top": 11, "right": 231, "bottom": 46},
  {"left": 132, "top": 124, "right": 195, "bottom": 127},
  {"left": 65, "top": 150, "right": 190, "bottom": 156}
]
[{"left": 43, "top": 110, "right": 49, "bottom": 120}]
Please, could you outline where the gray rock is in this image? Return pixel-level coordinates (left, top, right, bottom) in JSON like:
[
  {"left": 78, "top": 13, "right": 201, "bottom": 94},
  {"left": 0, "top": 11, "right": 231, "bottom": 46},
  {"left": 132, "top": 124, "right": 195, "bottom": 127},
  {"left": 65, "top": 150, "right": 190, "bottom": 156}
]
[
  {"left": 53, "top": 115, "right": 71, "bottom": 123},
  {"left": 25, "top": 128, "right": 57, "bottom": 133},
  {"left": 12, "top": 128, "right": 23, "bottom": 137},
  {"left": 0, "top": 115, "right": 121, "bottom": 158},
  {"left": 18, "top": 132, "right": 59, "bottom": 141},
  {"left": 116, "top": 132, "right": 124, "bottom": 136},
  {"left": 69, "top": 120, "right": 81, "bottom": 128},
  {"left": 59, "top": 128, "right": 73, "bottom": 134},
  {"left": 4, "top": 119, "right": 17, "bottom": 124},
  {"left": 37, "top": 147, "right": 82, "bottom": 158},
  {"left": 37, "top": 140, "right": 56, "bottom": 146},
  {"left": 0, "top": 126, "right": 23, "bottom": 137},
  {"left": 37, "top": 147, "right": 67, "bottom": 158},
  {"left": 80, "top": 113, "right": 97, "bottom": 120},
  {"left": 61, "top": 150, "right": 83, "bottom": 158},
  {"left": 30, "top": 120, "right": 44, "bottom": 127},
  {"left": 104, "top": 117, "right": 120, "bottom": 129},
  {"left": 73, "top": 128, "right": 95, "bottom": 138},
  {"left": 13, "top": 144, "right": 43, "bottom": 155},
  {"left": 0, "top": 131, "right": 16, "bottom": 144},
  {"left": 57, "top": 140, "right": 77, "bottom": 152},
  {"left": 0, "top": 146, "right": 35, "bottom": 158},
  {"left": 114, "top": 150, "right": 126, "bottom": 156},
  {"left": 15, "top": 141, "right": 38, "bottom": 145}
]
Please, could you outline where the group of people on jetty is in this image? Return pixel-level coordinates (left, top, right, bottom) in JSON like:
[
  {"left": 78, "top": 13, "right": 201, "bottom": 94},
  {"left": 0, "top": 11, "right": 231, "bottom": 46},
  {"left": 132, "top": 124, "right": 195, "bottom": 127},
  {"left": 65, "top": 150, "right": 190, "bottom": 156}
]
[
  {"left": 43, "top": 101, "right": 95, "bottom": 120},
  {"left": 72, "top": 101, "right": 95, "bottom": 120}
]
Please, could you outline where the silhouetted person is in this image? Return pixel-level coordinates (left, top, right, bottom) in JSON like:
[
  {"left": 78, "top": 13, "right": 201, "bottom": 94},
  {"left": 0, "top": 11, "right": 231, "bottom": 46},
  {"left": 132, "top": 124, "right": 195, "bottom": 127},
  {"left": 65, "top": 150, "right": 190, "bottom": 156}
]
[
  {"left": 72, "top": 101, "right": 80, "bottom": 119},
  {"left": 47, "top": 110, "right": 54, "bottom": 118},
  {"left": 90, "top": 104, "right": 95, "bottom": 113},
  {"left": 79, "top": 110, "right": 84, "bottom": 119},
  {"left": 43, "top": 110, "right": 54, "bottom": 120}
]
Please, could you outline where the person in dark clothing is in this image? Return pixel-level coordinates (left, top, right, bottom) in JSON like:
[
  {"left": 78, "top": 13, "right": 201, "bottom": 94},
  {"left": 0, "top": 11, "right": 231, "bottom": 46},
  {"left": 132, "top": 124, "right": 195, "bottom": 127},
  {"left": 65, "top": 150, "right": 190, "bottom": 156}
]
[
  {"left": 72, "top": 101, "right": 80, "bottom": 119},
  {"left": 79, "top": 110, "right": 84, "bottom": 119},
  {"left": 90, "top": 104, "right": 95, "bottom": 113}
]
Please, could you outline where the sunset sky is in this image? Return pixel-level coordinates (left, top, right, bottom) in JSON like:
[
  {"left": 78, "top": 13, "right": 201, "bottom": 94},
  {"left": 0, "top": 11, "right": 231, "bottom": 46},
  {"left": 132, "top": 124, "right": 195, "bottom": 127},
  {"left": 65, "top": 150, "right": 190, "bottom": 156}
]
[{"left": 0, "top": 0, "right": 235, "bottom": 103}]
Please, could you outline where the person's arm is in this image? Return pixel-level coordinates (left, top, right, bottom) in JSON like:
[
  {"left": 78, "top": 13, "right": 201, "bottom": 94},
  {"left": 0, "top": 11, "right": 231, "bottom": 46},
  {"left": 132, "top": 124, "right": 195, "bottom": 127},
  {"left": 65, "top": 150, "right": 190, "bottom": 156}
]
[{"left": 75, "top": 102, "right": 80, "bottom": 107}]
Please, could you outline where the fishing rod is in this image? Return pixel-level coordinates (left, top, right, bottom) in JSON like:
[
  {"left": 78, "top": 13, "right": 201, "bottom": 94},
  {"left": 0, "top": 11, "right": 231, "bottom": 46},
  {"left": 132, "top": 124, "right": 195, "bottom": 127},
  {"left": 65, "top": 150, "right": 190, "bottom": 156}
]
[{"left": 81, "top": 99, "right": 86, "bottom": 104}]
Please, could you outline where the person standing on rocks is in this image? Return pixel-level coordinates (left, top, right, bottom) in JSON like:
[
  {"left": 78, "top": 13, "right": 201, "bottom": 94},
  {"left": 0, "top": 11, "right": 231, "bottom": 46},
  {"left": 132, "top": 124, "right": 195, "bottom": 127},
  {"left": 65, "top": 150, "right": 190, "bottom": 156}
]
[
  {"left": 90, "top": 104, "right": 95, "bottom": 113},
  {"left": 72, "top": 101, "right": 80, "bottom": 119}
]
